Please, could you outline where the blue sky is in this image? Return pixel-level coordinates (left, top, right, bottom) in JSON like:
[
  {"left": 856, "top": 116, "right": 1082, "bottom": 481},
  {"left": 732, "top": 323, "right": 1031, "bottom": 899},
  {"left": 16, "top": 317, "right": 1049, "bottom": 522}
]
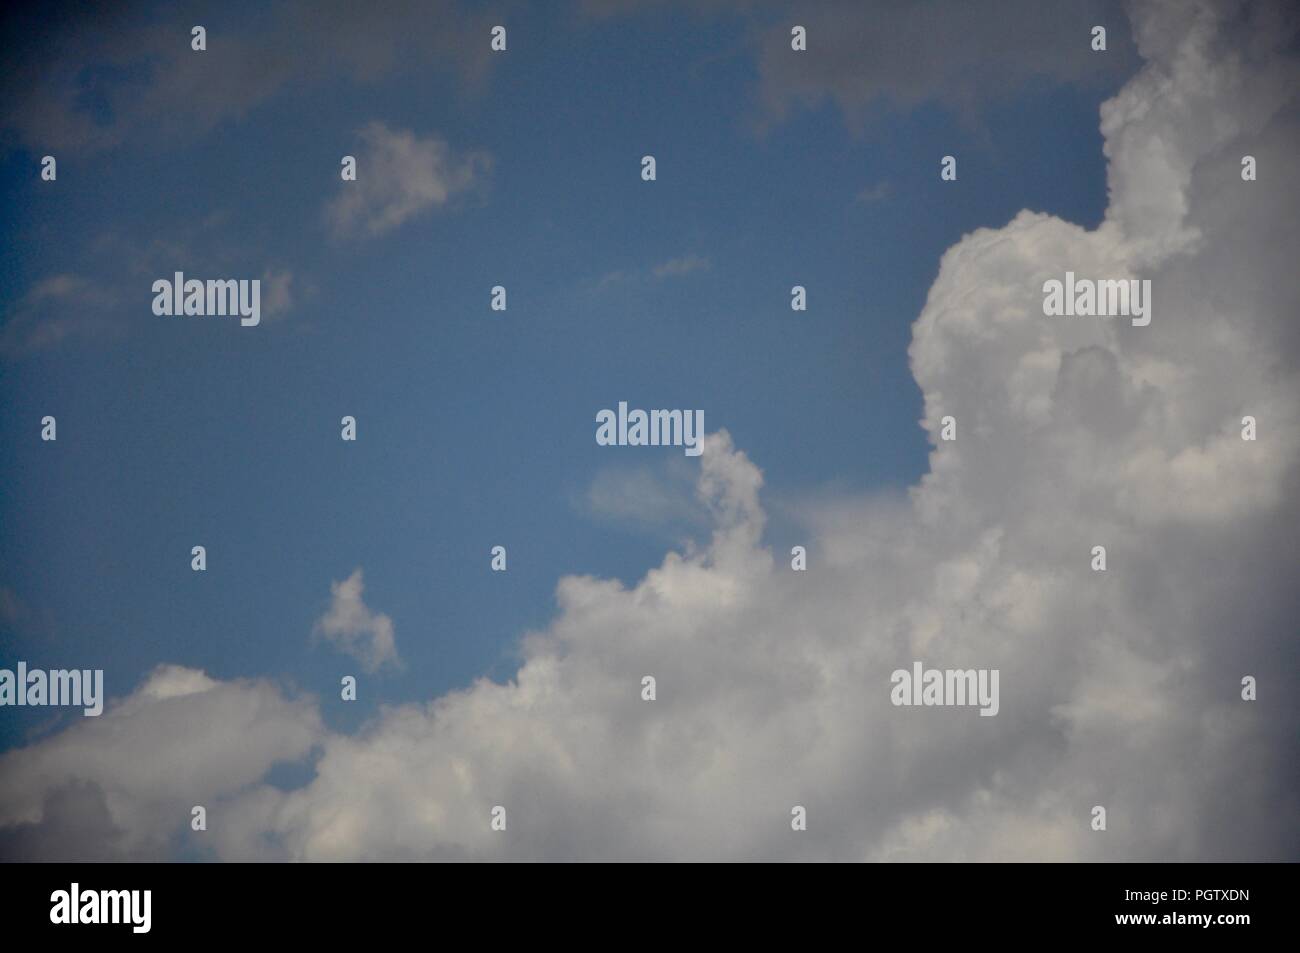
[{"left": 0, "top": 1, "right": 1135, "bottom": 748}]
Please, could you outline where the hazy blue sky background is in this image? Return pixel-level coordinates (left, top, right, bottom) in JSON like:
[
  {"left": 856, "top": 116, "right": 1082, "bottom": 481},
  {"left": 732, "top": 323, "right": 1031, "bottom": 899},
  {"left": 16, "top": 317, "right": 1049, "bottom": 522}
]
[{"left": 0, "top": 1, "right": 1134, "bottom": 747}]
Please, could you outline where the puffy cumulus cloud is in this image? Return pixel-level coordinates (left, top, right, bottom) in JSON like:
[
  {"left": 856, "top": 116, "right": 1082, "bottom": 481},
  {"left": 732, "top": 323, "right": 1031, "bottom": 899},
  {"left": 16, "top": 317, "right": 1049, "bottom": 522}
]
[
  {"left": 313, "top": 569, "right": 401, "bottom": 673},
  {"left": 886, "top": 0, "right": 1300, "bottom": 860},
  {"left": 2, "top": 0, "right": 1297, "bottom": 861},
  {"left": 324, "top": 122, "right": 490, "bottom": 239},
  {"left": 0, "top": 665, "right": 321, "bottom": 860}
]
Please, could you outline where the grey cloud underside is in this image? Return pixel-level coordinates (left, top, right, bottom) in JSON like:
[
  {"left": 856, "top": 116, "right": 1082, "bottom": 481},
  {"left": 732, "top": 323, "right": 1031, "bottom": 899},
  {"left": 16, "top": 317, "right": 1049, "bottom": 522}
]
[{"left": 2, "top": 0, "right": 1298, "bottom": 860}]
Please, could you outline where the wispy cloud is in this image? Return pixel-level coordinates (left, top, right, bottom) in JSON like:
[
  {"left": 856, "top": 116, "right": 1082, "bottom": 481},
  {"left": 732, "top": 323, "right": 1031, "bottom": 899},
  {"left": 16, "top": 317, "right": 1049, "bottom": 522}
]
[
  {"left": 579, "top": 458, "right": 709, "bottom": 537},
  {"left": 591, "top": 254, "right": 711, "bottom": 293},
  {"left": 259, "top": 268, "right": 296, "bottom": 321},
  {"left": 325, "top": 122, "right": 490, "bottom": 239},
  {"left": 0, "top": 1, "right": 498, "bottom": 154},
  {"left": 0, "top": 274, "right": 118, "bottom": 358},
  {"left": 855, "top": 181, "right": 892, "bottom": 205},
  {"left": 652, "top": 254, "right": 711, "bottom": 278}
]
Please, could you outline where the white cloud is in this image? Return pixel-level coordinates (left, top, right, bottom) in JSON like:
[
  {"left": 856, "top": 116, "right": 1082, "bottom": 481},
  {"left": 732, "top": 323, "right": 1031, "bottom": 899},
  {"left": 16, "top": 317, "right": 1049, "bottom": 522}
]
[
  {"left": 1, "top": 0, "right": 1296, "bottom": 861},
  {"left": 313, "top": 569, "right": 401, "bottom": 673},
  {"left": 325, "top": 122, "right": 489, "bottom": 239},
  {"left": 0, "top": 665, "right": 321, "bottom": 860}
]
